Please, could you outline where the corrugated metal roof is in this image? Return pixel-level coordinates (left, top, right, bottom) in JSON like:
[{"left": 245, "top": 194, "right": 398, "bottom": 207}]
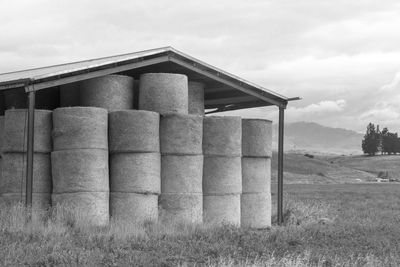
[{"left": 0, "top": 46, "right": 295, "bottom": 109}]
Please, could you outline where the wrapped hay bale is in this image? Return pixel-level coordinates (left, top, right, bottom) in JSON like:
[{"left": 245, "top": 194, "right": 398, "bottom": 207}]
[
  {"left": 109, "top": 110, "right": 159, "bottom": 153},
  {"left": 1, "top": 153, "right": 51, "bottom": 194},
  {"left": 60, "top": 82, "right": 80, "bottom": 107},
  {"left": 159, "top": 193, "right": 202, "bottom": 223},
  {"left": 52, "top": 192, "right": 109, "bottom": 226},
  {"left": 52, "top": 107, "right": 108, "bottom": 150},
  {"left": 188, "top": 81, "right": 205, "bottom": 115},
  {"left": 161, "top": 155, "right": 203, "bottom": 194},
  {"left": 52, "top": 149, "right": 109, "bottom": 193},
  {"left": 139, "top": 73, "right": 188, "bottom": 114},
  {"left": 242, "top": 119, "right": 272, "bottom": 157},
  {"left": 203, "top": 116, "right": 241, "bottom": 156},
  {"left": 160, "top": 113, "right": 202, "bottom": 155},
  {"left": 3, "top": 109, "right": 52, "bottom": 153},
  {"left": 110, "top": 192, "right": 158, "bottom": 222},
  {"left": 110, "top": 153, "right": 160, "bottom": 194},
  {"left": 241, "top": 193, "right": 271, "bottom": 228},
  {"left": 242, "top": 157, "right": 271, "bottom": 193},
  {"left": 203, "top": 194, "right": 240, "bottom": 225},
  {"left": 80, "top": 75, "right": 134, "bottom": 112}
]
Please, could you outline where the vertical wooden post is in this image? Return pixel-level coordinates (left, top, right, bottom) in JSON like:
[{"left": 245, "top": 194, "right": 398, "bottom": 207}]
[
  {"left": 277, "top": 107, "right": 285, "bottom": 225},
  {"left": 25, "top": 90, "right": 35, "bottom": 209}
]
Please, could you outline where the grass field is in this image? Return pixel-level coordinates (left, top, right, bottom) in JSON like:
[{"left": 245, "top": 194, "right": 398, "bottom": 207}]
[{"left": 2, "top": 183, "right": 400, "bottom": 266}]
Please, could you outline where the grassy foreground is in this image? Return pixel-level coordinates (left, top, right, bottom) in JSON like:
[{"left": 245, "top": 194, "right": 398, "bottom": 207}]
[{"left": 1, "top": 184, "right": 400, "bottom": 266}]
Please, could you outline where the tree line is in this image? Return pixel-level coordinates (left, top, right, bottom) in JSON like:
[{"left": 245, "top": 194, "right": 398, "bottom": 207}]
[{"left": 362, "top": 123, "right": 400, "bottom": 155}]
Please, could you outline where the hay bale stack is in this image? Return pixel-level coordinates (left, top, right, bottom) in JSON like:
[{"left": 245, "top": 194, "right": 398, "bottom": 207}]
[
  {"left": 60, "top": 82, "right": 80, "bottom": 107},
  {"left": 51, "top": 107, "right": 109, "bottom": 225},
  {"left": 160, "top": 114, "right": 203, "bottom": 223},
  {"left": 80, "top": 75, "right": 134, "bottom": 112},
  {"left": 203, "top": 116, "right": 242, "bottom": 225},
  {"left": 241, "top": 119, "right": 272, "bottom": 228},
  {"left": 109, "top": 110, "right": 160, "bottom": 223},
  {"left": 139, "top": 73, "right": 188, "bottom": 114},
  {"left": 52, "top": 107, "right": 108, "bottom": 150},
  {"left": 0, "top": 110, "right": 52, "bottom": 207},
  {"left": 188, "top": 81, "right": 205, "bottom": 115}
]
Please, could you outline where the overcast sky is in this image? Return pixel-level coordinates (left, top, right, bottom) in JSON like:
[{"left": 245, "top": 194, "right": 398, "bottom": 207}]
[{"left": 1, "top": 0, "right": 400, "bottom": 132}]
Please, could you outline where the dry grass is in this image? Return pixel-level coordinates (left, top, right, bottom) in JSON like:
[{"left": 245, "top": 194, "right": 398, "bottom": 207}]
[{"left": 1, "top": 184, "right": 400, "bottom": 266}]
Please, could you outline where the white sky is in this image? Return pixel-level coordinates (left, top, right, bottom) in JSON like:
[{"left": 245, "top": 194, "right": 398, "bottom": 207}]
[{"left": 1, "top": 0, "right": 400, "bottom": 132}]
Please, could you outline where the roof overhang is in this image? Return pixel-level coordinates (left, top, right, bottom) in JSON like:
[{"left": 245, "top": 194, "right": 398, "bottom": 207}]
[{"left": 0, "top": 47, "right": 298, "bottom": 111}]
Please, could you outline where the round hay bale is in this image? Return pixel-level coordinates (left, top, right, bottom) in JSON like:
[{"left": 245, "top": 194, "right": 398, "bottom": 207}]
[
  {"left": 242, "top": 119, "right": 272, "bottom": 157},
  {"left": 110, "top": 192, "right": 158, "bottom": 222},
  {"left": 3, "top": 109, "right": 52, "bottom": 153},
  {"left": 60, "top": 82, "right": 80, "bottom": 107},
  {"left": 1, "top": 153, "right": 51, "bottom": 194},
  {"left": 203, "top": 116, "right": 242, "bottom": 156},
  {"left": 139, "top": 73, "right": 188, "bottom": 114},
  {"left": 80, "top": 75, "right": 134, "bottom": 112},
  {"left": 241, "top": 193, "right": 271, "bottom": 228},
  {"left": 52, "top": 149, "right": 109, "bottom": 193},
  {"left": 188, "top": 81, "right": 205, "bottom": 115},
  {"left": 242, "top": 157, "right": 271, "bottom": 193},
  {"left": 159, "top": 193, "right": 202, "bottom": 224},
  {"left": 52, "top": 192, "right": 109, "bottom": 226},
  {"left": 0, "top": 115, "right": 4, "bottom": 151},
  {"left": 109, "top": 110, "right": 159, "bottom": 153},
  {"left": 160, "top": 113, "right": 202, "bottom": 155},
  {"left": 203, "top": 194, "right": 240, "bottom": 225},
  {"left": 110, "top": 153, "right": 160, "bottom": 194},
  {"left": 161, "top": 155, "right": 203, "bottom": 194},
  {"left": 52, "top": 107, "right": 108, "bottom": 150},
  {"left": 1, "top": 193, "right": 51, "bottom": 209},
  {"left": 203, "top": 156, "right": 241, "bottom": 194}
]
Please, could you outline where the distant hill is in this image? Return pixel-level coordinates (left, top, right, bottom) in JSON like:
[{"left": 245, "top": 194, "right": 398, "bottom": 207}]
[{"left": 272, "top": 121, "right": 363, "bottom": 155}]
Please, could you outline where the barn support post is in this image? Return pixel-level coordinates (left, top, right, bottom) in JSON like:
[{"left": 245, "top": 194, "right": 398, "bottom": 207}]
[
  {"left": 277, "top": 106, "right": 285, "bottom": 225},
  {"left": 25, "top": 89, "right": 35, "bottom": 209}
]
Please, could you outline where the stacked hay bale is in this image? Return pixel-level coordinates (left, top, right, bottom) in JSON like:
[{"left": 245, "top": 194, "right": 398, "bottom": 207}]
[
  {"left": 109, "top": 110, "right": 160, "bottom": 222},
  {"left": 0, "top": 110, "right": 52, "bottom": 209},
  {"left": 80, "top": 75, "right": 134, "bottom": 112},
  {"left": 203, "top": 116, "right": 242, "bottom": 225},
  {"left": 52, "top": 107, "right": 109, "bottom": 225},
  {"left": 188, "top": 81, "right": 205, "bottom": 115},
  {"left": 159, "top": 113, "right": 203, "bottom": 223},
  {"left": 241, "top": 119, "right": 272, "bottom": 228}
]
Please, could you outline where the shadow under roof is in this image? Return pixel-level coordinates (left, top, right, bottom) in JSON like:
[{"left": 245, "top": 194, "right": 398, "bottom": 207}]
[{"left": 0, "top": 46, "right": 297, "bottom": 112}]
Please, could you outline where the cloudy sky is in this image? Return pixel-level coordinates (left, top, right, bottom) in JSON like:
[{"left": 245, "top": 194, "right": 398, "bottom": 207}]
[{"left": 1, "top": 0, "right": 400, "bottom": 132}]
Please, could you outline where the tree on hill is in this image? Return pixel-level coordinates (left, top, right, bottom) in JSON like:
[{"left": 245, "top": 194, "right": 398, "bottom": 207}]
[{"left": 362, "top": 123, "right": 379, "bottom": 155}]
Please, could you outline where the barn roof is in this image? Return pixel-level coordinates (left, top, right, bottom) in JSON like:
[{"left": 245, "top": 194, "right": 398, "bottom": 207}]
[{"left": 0, "top": 46, "right": 298, "bottom": 112}]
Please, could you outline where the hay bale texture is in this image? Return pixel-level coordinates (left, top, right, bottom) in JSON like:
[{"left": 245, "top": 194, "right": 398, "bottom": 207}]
[
  {"left": 242, "top": 157, "right": 271, "bottom": 193},
  {"left": 109, "top": 110, "right": 159, "bottom": 153},
  {"left": 52, "top": 149, "right": 109, "bottom": 193},
  {"left": 80, "top": 75, "right": 134, "bottom": 112},
  {"left": 188, "top": 81, "right": 205, "bottom": 115},
  {"left": 242, "top": 119, "right": 272, "bottom": 157},
  {"left": 3, "top": 109, "right": 52, "bottom": 153},
  {"left": 1, "top": 153, "right": 51, "bottom": 194},
  {"left": 60, "top": 82, "right": 80, "bottom": 107},
  {"left": 203, "top": 116, "right": 242, "bottom": 156},
  {"left": 52, "top": 107, "right": 108, "bottom": 150},
  {"left": 52, "top": 192, "right": 109, "bottom": 226},
  {"left": 139, "top": 73, "right": 188, "bottom": 114},
  {"left": 203, "top": 194, "right": 240, "bottom": 225},
  {"left": 110, "top": 192, "right": 158, "bottom": 222},
  {"left": 159, "top": 193, "right": 202, "bottom": 223},
  {"left": 110, "top": 153, "right": 160, "bottom": 194},
  {"left": 241, "top": 193, "right": 271, "bottom": 228},
  {"left": 160, "top": 113, "right": 202, "bottom": 155}
]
